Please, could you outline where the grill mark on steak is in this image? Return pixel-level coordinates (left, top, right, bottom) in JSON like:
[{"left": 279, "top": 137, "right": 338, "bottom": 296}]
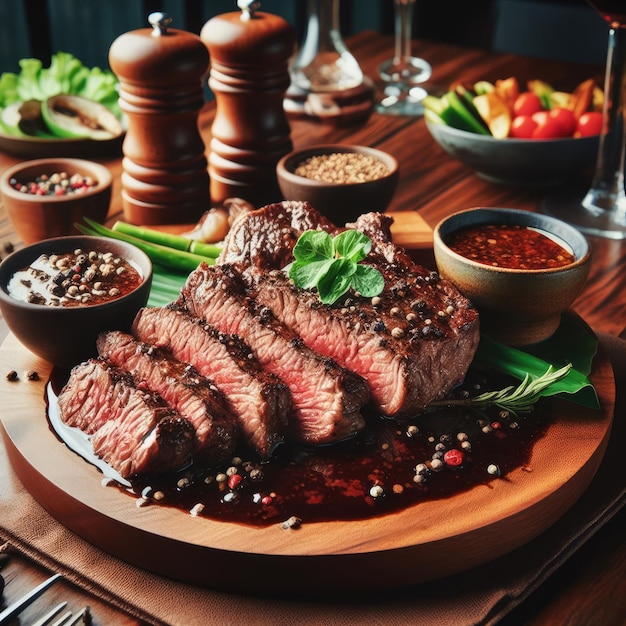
[
  {"left": 57, "top": 359, "right": 195, "bottom": 478},
  {"left": 97, "top": 330, "right": 238, "bottom": 464},
  {"left": 218, "top": 200, "right": 480, "bottom": 416},
  {"left": 132, "top": 306, "right": 290, "bottom": 457},
  {"left": 177, "top": 263, "right": 370, "bottom": 445}
]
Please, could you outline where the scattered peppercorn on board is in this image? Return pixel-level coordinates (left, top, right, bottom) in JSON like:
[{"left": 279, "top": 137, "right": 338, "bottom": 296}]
[{"left": 0, "top": 315, "right": 613, "bottom": 594}]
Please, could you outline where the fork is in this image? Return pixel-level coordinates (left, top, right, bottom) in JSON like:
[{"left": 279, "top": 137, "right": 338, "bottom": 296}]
[
  {"left": 33, "top": 603, "right": 92, "bottom": 626},
  {"left": 0, "top": 573, "right": 62, "bottom": 624}
]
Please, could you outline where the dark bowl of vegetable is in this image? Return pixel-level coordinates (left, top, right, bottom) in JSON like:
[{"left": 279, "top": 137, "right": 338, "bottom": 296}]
[
  {"left": 0, "top": 157, "right": 113, "bottom": 244},
  {"left": 433, "top": 207, "right": 591, "bottom": 346},
  {"left": 276, "top": 144, "right": 399, "bottom": 224},
  {"left": 425, "top": 121, "right": 599, "bottom": 187},
  {"left": 0, "top": 235, "right": 152, "bottom": 368},
  {"left": 423, "top": 76, "right": 601, "bottom": 187}
]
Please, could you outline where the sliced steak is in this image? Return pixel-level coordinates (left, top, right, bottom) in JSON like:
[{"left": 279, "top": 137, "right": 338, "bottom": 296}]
[
  {"left": 249, "top": 267, "right": 479, "bottom": 416},
  {"left": 218, "top": 200, "right": 480, "bottom": 416},
  {"left": 58, "top": 359, "right": 195, "bottom": 478},
  {"left": 97, "top": 330, "right": 238, "bottom": 464},
  {"left": 178, "top": 264, "right": 370, "bottom": 444},
  {"left": 132, "top": 306, "right": 289, "bottom": 457}
]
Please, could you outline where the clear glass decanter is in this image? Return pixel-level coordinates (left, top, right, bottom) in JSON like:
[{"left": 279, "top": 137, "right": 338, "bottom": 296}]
[{"left": 284, "top": 0, "right": 374, "bottom": 124}]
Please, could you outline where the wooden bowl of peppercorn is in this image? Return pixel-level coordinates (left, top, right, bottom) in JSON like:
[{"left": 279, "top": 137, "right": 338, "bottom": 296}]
[
  {"left": 433, "top": 207, "right": 591, "bottom": 346},
  {"left": 0, "top": 235, "right": 152, "bottom": 368},
  {"left": 0, "top": 157, "right": 112, "bottom": 244},
  {"left": 276, "top": 144, "right": 399, "bottom": 225}
]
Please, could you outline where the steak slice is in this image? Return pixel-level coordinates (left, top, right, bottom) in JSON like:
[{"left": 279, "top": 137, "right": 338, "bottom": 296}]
[
  {"left": 132, "top": 306, "right": 289, "bottom": 457},
  {"left": 249, "top": 267, "right": 479, "bottom": 416},
  {"left": 177, "top": 263, "right": 370, "bottom": 445},
  {"left": 218, "top": 200, "right": 480, "bottom": 416},
  {"left": 58, "top": 359, "right": 195, "bottom": 478},
  {"left": 97, "top": 330, "right": 238, "bottom": 464}
]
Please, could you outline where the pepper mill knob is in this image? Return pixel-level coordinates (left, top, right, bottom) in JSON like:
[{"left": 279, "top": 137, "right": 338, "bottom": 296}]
[
  {"left": 109, "top": 13, "right": 210, "bottom": 225},
  {"left": 201, "top": 4, "right": 295, "bottom": 207}
]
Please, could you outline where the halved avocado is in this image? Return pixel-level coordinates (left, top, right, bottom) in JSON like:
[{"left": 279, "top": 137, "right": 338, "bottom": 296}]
[
  {"left": 0, "top": 103, "right": 26, "bottom": 136},
  {"left": 41, "top": 94, "right": 122, "bottom": 140},
  {"left": 0, "top": 101, "right": 55, "bottom": 137}
]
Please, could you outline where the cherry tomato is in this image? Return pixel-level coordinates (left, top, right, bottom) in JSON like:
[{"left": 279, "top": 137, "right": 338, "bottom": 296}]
[
  {"left": 513, "top": 92, "right": 543, "bottom": 117},
  {"left": 576, "top": 111, "right": 603, "bottom": 137},
  {"left": 510, "top": 115, "right": 538, "bottom": 138},
  {"left": 548, "top": 107, "right": 577, "bottom": 136},
  {"left": 531, "top": 110, "right": 569, "bottom": 139}
]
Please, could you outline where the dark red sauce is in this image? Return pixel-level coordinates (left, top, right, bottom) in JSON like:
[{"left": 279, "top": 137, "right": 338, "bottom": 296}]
[
  {"left": 446, "top": 224, "right": 575, "bottom": 270},
  {"left": 49, "top": 368, "right": 550, "bottom": 527}
]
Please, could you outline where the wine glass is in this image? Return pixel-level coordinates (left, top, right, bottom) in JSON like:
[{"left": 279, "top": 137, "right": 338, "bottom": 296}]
[
  {"left": 542, "top": 1, "right": 626, "bottom": 239},
  {"left": 376, "top": 0, "right": 432, "bottom": 116}
]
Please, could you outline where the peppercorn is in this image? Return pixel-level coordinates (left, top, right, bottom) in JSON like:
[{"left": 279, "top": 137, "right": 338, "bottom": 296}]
[{"left": 10, "top": 172, "right": 99, "bottom": 196}]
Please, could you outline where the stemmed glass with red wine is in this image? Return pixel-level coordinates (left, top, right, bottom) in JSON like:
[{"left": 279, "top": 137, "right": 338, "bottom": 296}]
[{"left": 542, "top": 0, "right": 626, "bottom": 238}]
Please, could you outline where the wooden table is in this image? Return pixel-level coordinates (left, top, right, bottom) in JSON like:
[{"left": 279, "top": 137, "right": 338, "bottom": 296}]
[{"left": 0, "top": 32, "right": 624, "bottom": 625}]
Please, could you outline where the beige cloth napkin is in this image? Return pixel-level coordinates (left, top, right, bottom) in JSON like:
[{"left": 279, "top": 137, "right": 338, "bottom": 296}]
[{"left": 1, "top": 332, "right": 625, "bottom": 626}]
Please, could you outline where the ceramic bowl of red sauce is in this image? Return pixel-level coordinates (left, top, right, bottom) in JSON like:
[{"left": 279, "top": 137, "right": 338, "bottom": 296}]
[
  {"left": 433, "top": 207, "right": 591, "bottom": 346},
  {"left": 0, "top": 235, "right": 152, "bottom": 367}
]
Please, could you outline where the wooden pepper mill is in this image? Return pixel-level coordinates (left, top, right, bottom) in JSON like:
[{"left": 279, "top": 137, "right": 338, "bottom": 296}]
[
  {"left": 109, "top": 12, "right": 210, "bottom": 225},
  {"left": 201, "top": 1, "right": 295, "bottom": 207}
]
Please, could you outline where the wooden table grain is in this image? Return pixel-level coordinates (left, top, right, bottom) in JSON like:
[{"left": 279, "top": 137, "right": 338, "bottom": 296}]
[{"left": 0, "top": 31, "right": 624, "bottom": 626}]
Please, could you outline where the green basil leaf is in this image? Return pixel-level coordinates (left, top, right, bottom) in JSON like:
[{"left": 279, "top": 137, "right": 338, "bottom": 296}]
[
  {"left": 333, "top": 230, "right": 372, "bottom": 262},
  {"left": 317, "top": 257, "right": 357, "bottom": 304},
  {"left": 352, "top": 264, "right": 385, "bottom": 297},
  {"left": 292, "top": 230, "right": 334, "bottom": 263},
  {"left": 289, "top": 258, "right": 334, "bottom": 289}
]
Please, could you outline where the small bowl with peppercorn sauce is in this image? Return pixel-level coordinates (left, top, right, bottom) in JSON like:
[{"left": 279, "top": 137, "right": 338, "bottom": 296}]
[
  {"left": 0, "top": 157, "right": 112, "bottom": 244},
  {"left": 433, "top": 207, "right": 591, "bottom": 346},
  {"left": 276, "top": 144, "right": 399, "bottom": 224},
  {"left": 0, "top": 235, "right": 152, "bottom": 368}
]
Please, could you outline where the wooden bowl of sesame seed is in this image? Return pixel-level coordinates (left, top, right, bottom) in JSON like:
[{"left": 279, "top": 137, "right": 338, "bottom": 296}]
[
  {"left": 0, "top": 157, "right": 112, "bottom": 244},
  {"left": 276, "top": 144, "right": 399, "bottom": 224}
]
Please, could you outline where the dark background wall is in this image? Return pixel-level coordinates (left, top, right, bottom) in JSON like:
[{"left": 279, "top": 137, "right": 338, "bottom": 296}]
[{"left": 0, "top": 1, "right": 608, "bottom": 77}]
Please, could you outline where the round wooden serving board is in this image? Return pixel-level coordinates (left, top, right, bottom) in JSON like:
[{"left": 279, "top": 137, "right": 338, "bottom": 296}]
[{"left": 0, "top": 330, "right": 615, "bottom": 595}]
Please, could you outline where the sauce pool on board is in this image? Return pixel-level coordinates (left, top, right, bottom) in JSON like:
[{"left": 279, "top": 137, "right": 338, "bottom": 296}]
[{"left": 445, "top": 224, "right": 576, "bottom": 270}]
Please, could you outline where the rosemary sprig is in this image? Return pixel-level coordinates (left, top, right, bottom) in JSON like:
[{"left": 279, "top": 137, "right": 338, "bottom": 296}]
[{"left": 431, "top": 363, "right": 573, "bottom": 414}]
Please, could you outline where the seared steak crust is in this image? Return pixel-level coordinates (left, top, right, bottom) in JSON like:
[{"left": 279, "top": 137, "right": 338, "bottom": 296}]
[
  {"left": 218, "top": 200, "right": 334, "bottom": 269},
  {"left": 132, "top": 306, "right": 290, "bottom": 457},
  {"left": 58, "top": 359, "right": 195, "bottom": 478},
  {"left": 177, "top": 264, "right": 370, "bottom": 444},
  {"left": 249, "top": 267, "right": 479, "bottom": 416},
  {"left": 97, "top": 330, "right": 238, "bottom": 463},
  {"left": 219, "top": 201, "right": 480, "bottom": 416}
]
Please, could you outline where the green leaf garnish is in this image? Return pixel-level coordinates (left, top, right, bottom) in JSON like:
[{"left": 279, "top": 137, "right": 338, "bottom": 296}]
[
  {"left": 289, "top": 230, "right": 384, "bottom": 305},
  {"left": 432, "top": 363, "right": 573, "bottom": 415}
]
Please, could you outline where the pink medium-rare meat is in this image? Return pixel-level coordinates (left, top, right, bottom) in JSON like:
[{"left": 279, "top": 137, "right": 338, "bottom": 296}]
[
  {"left": 177, "top": 264, "right": 370, "bottom": 445},
  {"left": 218, "top": 201, "right": 480, "bottom": 416},
  {"left": 249, "top": 266, "right": 479, "bottom": 416},
  {"left": 97, "top": 331, "right": 238, "bottom": 463},
  {"left": 57, "top": 359, "right": 195, "bottom": 478},
  {"left": 132, "top": 306, "right": 290, "bottom": 457}
]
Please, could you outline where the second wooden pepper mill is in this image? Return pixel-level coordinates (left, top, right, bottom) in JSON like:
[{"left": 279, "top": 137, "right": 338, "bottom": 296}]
[
  {"left": 201, "top": 1, "right": 296, "bottom": 207},
  {"left": 109, "top": 12, "right": 210, "bottom": 225}
]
